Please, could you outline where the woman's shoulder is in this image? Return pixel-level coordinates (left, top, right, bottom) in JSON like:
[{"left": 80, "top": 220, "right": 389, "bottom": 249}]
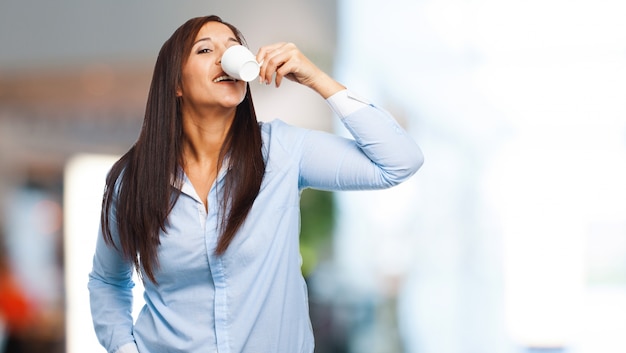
[
  {"left": 259, "top": 119, "right": 311, "bottom": 166},
  {"left": 260, "top": 119, "right": 310, "bottom": 145},
  {"left": 259, "top": 118, "right": 302, "bottom": 131}
]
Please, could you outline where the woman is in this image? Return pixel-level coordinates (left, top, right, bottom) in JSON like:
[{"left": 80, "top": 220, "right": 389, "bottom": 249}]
[{"left": 89, "top": 15, "right": 423, "bottom": 353}]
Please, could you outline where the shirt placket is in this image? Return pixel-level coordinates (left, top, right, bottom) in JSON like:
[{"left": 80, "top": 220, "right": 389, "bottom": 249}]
[{"left": 204, "top": 172, "right": 230, "bottom": 353}]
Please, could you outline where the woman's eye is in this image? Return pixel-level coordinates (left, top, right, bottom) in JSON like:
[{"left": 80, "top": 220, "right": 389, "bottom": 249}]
[{"left": 197, "top": 48, "right": 212, "bottom": 54}]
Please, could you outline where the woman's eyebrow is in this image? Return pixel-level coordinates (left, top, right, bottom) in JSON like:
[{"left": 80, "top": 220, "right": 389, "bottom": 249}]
[
  {"left": 193, "top": 37, "right": 212, "bottom": 46},
  {"left": 193, "top": 36, "right": 239, "bottom": 46}
]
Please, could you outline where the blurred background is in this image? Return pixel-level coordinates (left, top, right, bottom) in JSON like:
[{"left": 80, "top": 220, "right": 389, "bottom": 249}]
[{"left": 1, "top": 0, "right": 626, "bottom": 352}]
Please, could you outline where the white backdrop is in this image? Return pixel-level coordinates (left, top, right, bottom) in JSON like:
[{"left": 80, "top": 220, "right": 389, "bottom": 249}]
[
  {"left": 64, "top": 154, "right": 145, "bottom": 353},
  {"left": 334, "top": 0, "right": 626, "bottom": 352}
]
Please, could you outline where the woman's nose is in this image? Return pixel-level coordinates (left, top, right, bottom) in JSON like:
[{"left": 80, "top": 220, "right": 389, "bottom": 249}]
[{"left": 216, "top": 47, "right": 227, "bottom": 65}]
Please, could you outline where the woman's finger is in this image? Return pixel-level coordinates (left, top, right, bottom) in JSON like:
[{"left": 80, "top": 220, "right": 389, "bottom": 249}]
[
  {"left": 256, "top": 42, "right": 287, "bottom": 84},
  {"left": 256, "top": 42, "right": 320, "bottom": 88}
]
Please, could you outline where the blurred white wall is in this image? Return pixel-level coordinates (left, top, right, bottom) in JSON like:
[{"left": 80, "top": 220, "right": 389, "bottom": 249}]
[{"left": 332, "top": 0, "right": 626, "bottom": 352}]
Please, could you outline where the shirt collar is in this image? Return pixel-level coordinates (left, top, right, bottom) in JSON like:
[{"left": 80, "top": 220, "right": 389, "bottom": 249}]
[{"left": 171, "top": 159, "right": 230, "bottom": 201}]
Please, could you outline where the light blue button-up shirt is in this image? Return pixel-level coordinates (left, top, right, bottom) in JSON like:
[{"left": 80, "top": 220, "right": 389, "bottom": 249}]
[{"left": 88, "top": 90, "right": 423, "bottom": 353}]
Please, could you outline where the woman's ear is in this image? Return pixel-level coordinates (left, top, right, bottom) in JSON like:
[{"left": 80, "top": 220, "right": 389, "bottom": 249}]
[{"left": 176, "top": 86, "right": 183, "bottom": 97}]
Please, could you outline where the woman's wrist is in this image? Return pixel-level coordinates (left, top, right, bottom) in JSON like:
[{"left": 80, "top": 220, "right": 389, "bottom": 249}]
[
  {"left": 308, "top": 71, "right": 346, "bottom": 99},
  {"left": 326, "top": 90, "right": 371, "bottom": 118}
]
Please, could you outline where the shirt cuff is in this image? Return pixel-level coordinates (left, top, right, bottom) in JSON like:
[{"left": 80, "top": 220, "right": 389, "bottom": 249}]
[
  {"left": 326, "top": 89, "right": 371, "bottom": 118},
  {"left": 115, "top": 342, "right": 139, "bottom": 353}
]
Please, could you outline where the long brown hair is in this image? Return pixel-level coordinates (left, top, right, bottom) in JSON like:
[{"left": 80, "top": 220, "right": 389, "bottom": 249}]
[{"left": 100, "top": 16, "right": 265, "bottom": 284}]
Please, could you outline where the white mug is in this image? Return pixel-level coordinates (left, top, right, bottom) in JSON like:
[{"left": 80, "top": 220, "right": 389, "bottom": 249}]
[{"left": 221, "top": 45, "right": 261, "bottom": 82}]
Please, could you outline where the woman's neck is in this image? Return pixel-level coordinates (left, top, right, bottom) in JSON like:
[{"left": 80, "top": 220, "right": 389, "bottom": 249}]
[
  {"left": 180, "top": 107, "right": 236, "bottom": 209},
  {"left": 181, "top": 107, "right": 235, "bottom": 164}
]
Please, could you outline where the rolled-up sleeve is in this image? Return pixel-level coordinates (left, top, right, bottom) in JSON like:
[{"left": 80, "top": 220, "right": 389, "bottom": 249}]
[{"left": 298, "top": 89, "right": 423, "bottom": 190}]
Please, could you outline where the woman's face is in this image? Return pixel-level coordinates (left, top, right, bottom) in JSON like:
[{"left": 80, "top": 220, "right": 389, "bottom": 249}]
[{"left": 178, "top": 21, "right": 247, "bottom": 113}]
